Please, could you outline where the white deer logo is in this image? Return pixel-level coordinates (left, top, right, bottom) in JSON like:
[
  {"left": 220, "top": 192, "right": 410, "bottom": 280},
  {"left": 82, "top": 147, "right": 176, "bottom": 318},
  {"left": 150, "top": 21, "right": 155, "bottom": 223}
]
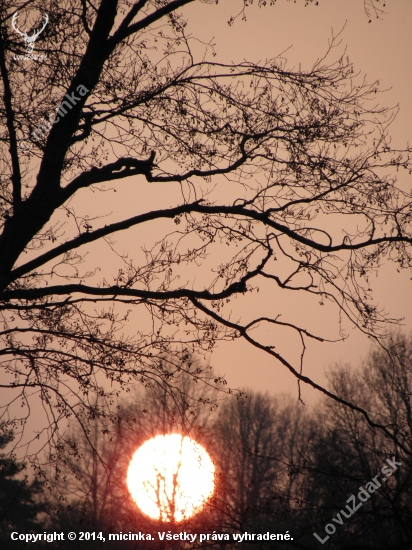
[{"left": 12, "top": 11, "right": 49, "bottom": 53}]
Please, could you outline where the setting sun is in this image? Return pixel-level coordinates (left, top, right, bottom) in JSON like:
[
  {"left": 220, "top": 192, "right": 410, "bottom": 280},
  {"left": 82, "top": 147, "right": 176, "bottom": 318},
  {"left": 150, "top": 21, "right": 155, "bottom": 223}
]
[{"left": 127, "top": 434, "right": 215, "bottom": 522}]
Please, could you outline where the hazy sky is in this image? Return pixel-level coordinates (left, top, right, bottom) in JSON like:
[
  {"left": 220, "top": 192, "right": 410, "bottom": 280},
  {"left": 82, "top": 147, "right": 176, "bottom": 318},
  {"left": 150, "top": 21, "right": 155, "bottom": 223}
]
[
  {"left": 31, "top": 0, "right": 411, "bottom": 406},
  {"left": 5, "top": 3, "right": 412, "bottom": 453},
  {"left": 177, "top": 0, "right": 412, "bottom": 402}
]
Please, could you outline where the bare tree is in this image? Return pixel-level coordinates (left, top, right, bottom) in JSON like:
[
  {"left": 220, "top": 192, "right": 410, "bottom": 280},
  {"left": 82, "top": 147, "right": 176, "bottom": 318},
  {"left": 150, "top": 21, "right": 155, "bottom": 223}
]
[
  {"left": 211, "top": 392, "right": 313, "bottom": 541},
  {"left": 0, "top": 0, "right": 411, "bottom": 460},
  {"left": 46, "top": 386, "right": 313, "bottom": 548},
  {"left": 299, "top": 333, "right": 412, "bottom": 548},
  {"left": 0, "top": 425, "right": 47, "bottom": 550},
  {"left": 45, "top": 362, "right": 218, "bottom": 544}
]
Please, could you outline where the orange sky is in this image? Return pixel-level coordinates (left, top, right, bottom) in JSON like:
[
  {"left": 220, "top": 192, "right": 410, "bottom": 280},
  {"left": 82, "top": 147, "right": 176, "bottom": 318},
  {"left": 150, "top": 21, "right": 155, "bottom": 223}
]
[
  {"left": 66, "top": 0, "right": 411, "bottom": 406},
  {"left": 176, "top": 0, "right": 412, "bottom": 403},
  {"left": 5, "top": 2, "right": 412, "bottom": 452}
]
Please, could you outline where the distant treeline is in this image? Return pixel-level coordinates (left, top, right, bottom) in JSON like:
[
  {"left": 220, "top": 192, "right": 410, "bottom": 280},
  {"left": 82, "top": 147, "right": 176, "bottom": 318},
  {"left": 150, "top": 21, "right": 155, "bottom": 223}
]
[{"left": 1, "top": 333, "right": 412, "bottom": 549}]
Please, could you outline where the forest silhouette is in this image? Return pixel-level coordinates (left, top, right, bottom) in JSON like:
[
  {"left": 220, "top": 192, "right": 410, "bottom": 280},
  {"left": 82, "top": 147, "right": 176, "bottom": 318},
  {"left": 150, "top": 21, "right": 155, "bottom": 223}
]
[
  {"left": 1, "top": 1, "right": 412, "bottom": 548},
  {"left": 1, "top": 335, "right": 411, "bottom": 549}
]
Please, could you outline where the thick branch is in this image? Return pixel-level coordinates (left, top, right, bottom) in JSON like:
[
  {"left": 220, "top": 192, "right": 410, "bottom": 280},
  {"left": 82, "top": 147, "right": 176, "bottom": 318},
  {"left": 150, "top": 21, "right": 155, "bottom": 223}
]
[
  {"left": 1, "top": 280, "right": 246, "bottom": 302},
  {"left": 189, "top": 297, "right": 412, "bottom": 458},
  {"left": 9, "top": 202, "right": 412, "bottom": 285},
  {"left": 0, "top": 34, "right": 21, "bottom": 208},
  {"left": 146, "top": 151, "right": 249, "bottom": 183},
  {"left": 9, "top": 199, "right": 200, "bottom": 282},
  {"left": 113, "top": 0, "right": 150, "bottom": 37},
  {"left": 35, "top": 0, "right": 119, "bottom": 196},
  {"left": 109, "top": 0, "right": 195, "bottom": 46},
  {"left": 62, "top": 152, "right": 156, "bottom": 198}
]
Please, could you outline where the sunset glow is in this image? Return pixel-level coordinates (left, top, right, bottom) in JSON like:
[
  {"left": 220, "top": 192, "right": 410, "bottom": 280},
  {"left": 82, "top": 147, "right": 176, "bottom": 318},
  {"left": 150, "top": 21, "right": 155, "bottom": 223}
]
[{"left": 127, "top": 434, "right": 215, "bottom": 522}]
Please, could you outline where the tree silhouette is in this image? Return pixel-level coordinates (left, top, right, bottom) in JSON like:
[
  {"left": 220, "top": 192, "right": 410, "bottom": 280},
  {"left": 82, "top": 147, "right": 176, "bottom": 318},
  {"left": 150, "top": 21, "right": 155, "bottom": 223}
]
[
  {"left": 0, "top": 426, "right": 46, "bottom": 549},
  {"left": 206, "top": 336, "right": 412, "bottom": 549},
  {"left": 298, "top": 333, "right": 412, "bottom": 548},
  {"left": 33, "top": 335, "right": 412, "bottom": 549},
  {"left": 0, "top": 0, "right": 411, "bottom": 460},
  {"left": 46, "top": 386, "right": 316, "bottom": 548},
  {"left": 208, "top": 392, "right": 313, "bottom": 549},
  {"left": 44, "top": 363, "right": 219, "bottom": 547}
]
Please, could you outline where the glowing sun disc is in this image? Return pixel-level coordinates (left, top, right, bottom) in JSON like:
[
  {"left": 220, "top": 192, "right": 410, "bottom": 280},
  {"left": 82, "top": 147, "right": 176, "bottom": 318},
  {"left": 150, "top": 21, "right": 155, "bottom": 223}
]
[{"left": 127, "top": 434, "right": 215, "bottom": 522}]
